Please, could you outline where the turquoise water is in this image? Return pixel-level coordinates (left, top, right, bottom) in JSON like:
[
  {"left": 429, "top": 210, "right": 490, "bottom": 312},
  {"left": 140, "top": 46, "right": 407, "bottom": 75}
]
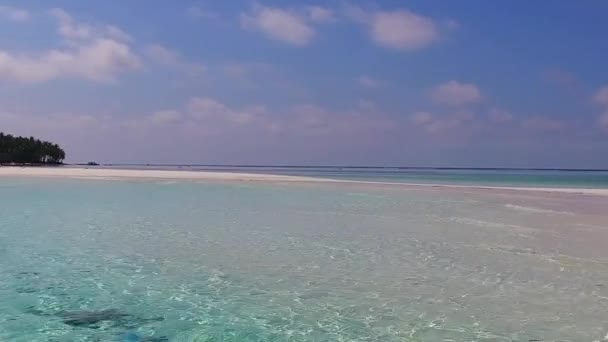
[
  {"left": 94, "top": 165, "right": 608, "bottom": 189},
  {"left": 2, "top": 176, "right": 608, "bottom": 341}
]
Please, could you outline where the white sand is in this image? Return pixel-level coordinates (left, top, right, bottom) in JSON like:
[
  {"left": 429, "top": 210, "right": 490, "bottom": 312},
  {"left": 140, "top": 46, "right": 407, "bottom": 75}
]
[
  {"left": 1, "top": 166, "right": 607, "bottom": 196},
  {"left": 419, "top": 183, "right": 608, "bottom": 196},
  {"left": 0, "top": 167, "right": 324, "bottom": 182}
]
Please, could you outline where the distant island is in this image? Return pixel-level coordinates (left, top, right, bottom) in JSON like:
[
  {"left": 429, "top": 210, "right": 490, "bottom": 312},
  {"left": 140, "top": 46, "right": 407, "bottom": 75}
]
[{"left": 0, "top": 132, "right": 65, "bottom": 165}]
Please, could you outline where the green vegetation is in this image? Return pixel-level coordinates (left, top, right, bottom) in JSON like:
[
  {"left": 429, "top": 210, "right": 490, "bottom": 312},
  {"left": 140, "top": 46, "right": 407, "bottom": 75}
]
[{"left": 0, "top": 132, "right": 66, "bottom": 164}]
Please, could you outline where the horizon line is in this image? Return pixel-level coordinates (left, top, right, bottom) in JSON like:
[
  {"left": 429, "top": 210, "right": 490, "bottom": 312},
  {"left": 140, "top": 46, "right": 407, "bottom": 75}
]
[{"left": 69, "top": 163, "right": 608, "bottom": 172}]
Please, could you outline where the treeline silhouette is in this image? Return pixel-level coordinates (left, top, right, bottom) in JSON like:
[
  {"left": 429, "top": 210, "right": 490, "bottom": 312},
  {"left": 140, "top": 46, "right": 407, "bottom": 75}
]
[{"left": 0, "top": 132, "right": 66, "bottom": 164}]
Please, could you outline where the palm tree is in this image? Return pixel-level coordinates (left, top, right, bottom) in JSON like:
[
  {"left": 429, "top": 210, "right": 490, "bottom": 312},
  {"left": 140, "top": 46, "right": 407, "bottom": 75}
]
[{"left": 0, "top": 132, "right": 66, "bottom": 164}]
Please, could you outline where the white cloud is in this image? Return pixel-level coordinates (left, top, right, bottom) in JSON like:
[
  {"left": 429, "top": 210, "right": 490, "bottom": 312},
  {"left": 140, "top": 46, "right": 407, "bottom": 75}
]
[
  {"left": 522, "top": 117, "right": 566, "bottom": 132},
  {"left": 0, "top": 5, "right": 30, "bottom": 22},
  {"left": 145, "top": 44, "right": 204, "bottom": 74},
  {"left": 411, "top": 111, "right": 433, "bottom": 125},
  {"left": 454, "top": 110, "right": 475, "bottom": 121},
  {"left": 0, "top": 111, "right": 103, "bottom": 148},
  {"left": 0, "top": 8, "right": 140, "bottom": 83},
  {"left": 592, "top": 87, "right": 608, "bottom": 130},
  {"left": 106, "top": 25, "right": 132, "bottom": 42},
  {"left": 488, "top": 108, "right": 513, "bottom": 123},
  {"left": 308, "top": 6, "right": 334, "bottom": 22},
  {"left": 349, "top": 7, "right": 440, "bottom": 50},
  {"left": 291, "top": 104, "right": 330, "bottom": 128},
  {"left": 151, "top": 110, "right": 181, "bottom": 124},
  {"left": 357, "top": 75, "right": 386, "bottom": 88},
  {"left": 1, "top": 97, "right": 399, "bottom": 163},
  {"left": 371, "top": 11, "right": 438, "bottom": 50},
  {"left": 0, "top": 38, "right": 140, "bottom": 83},
  {"left": 241, "top": 5, "right": 315, "bottom": 46},
  {"left": 188, "top": 97, "right": 231, "bottom": 119},
  {"left": 593, "top": 86, "right": 608, "bottom": 107},
  {"left": 49, "top": 8, "right": 93, "bottom": 40},
  {"left": 146, "top": 44, "right": 179, "bottom": 65},
  {"left": 430, "top": 81, "right": 482, "bottom": 106},
  {"left": 184, "top": 97, "right": 392, "bottom": 137},
  {"left": 49, "top": 8, "right": 132, "bottom": 43},
  {"left": 424, "top": 118, "right": 462, "bottom": 134},
  {"left": 598, "top": 111, "right": 608, "bottom": 129},
  {"left": 409, "top": 109, "right": 480, "bottom": 136},
  {"left": 50, "top": 8, "right": 131, "bottom": 43},
  {"left": 289, "top": 103, "right": 393, "bottom": 136},
  {"left": 187, "top": 97, "right": 264, "bottom": 125},
  {"left": 344, "top": 4, "right": 367, "bottom": 23}
]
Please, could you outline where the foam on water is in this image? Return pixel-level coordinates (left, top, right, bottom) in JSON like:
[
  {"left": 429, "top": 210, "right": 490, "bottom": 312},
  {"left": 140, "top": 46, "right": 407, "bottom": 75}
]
[
  {"left": 1, "top": 177, "right": 608, "bottom": 341},
  {"left": 504, "top": 203, "right": 574, "bottom": 215}
]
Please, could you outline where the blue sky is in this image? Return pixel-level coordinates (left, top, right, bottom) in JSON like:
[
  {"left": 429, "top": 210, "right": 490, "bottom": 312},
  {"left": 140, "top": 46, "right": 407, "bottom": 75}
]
[{"left": 1, "top": 0, "right": 608, "bottom": 167}]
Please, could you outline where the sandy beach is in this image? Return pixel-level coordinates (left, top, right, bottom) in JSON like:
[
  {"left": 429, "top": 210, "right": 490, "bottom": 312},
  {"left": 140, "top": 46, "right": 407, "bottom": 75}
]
[
  {"left": 0, "top": 166, "right": 323, "bottom": 182},
  {"left": 1, "top": 166, "right": 608, "bottom": 196}
]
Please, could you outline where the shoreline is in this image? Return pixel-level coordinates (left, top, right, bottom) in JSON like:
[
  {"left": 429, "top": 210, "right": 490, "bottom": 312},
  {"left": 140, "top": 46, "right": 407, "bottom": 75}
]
[{"left": 1, "top": 166, "right": 607, "bottom": 196}]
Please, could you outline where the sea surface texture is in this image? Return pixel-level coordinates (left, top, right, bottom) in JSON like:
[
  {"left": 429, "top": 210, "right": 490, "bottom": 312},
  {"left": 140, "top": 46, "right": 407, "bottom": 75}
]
[
  {"left": 94, "top": 165, "right": 608, "bottom": 188},
  {"left": 1, "top": 174, "right": 608, "bottom": 341}
]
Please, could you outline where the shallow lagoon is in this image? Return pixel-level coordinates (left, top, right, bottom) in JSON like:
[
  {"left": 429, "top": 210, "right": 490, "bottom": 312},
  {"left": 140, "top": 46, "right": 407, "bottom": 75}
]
[{"left": 1, "top": 177, "right": 608, "bottom": 341}]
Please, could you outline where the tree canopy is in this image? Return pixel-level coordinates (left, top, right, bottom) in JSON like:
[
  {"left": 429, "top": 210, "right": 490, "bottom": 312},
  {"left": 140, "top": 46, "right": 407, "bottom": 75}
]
[{"left": 0, "top": 132, "right": 66, "bottom": 164}]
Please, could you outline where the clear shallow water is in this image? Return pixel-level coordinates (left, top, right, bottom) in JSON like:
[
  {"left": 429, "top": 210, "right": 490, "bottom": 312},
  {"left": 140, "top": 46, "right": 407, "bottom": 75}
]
[
  {"left": 91, "top": 165, "right": 608, "bottom": 189},
  {"left": 1, "top": 177, "right": 608, "bottom": 341}
]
